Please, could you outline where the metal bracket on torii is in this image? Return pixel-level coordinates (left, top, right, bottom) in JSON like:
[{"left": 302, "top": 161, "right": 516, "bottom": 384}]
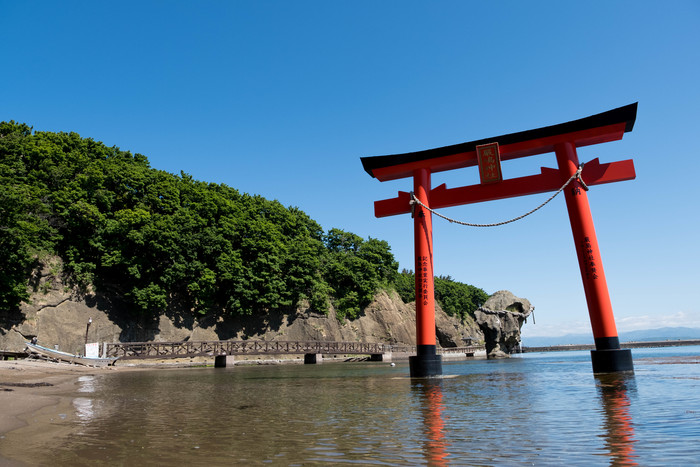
[{"left": 361, "top": 103, "right": 638, "bottom": 377}]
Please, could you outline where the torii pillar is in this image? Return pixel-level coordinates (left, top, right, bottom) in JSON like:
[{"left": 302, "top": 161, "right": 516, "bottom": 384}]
[
  {"left": 361, "top": 104, "right": 638, "bottom": 377},
  {"left": 411, "top": 168, "right": 442, "bottom": 377},
  {"left": 555, "top": 141, "right": 632, "bottom": 372}
]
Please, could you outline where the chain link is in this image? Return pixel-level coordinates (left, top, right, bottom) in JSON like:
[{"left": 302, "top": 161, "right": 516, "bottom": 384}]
[{"left": 410, "top": 164, "right": 586, "bottom": 228}]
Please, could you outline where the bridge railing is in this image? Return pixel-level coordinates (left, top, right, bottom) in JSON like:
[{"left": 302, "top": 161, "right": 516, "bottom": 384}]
[
  {"left": 104, "top": 340, "right": 484, "bottom": 360},
  {"left": 439, "top": 346, "right": 481, "bottom": 355},
  {"left": 105, "top": 340, "right": 391, "bottom": 359}
]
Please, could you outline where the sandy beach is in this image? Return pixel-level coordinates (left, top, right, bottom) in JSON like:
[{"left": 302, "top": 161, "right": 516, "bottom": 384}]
[
  {"left": 0, "top": 356, "right": 217, "bottom": 433},
  {"left": 0, "top": 355, "right": 270, "bottom": 464},
  {"left": 0, "top": 359, "right": 117, "bottom": 432},
  {"left": 0, "top": 358, "right": 140, "bottom": 465}
]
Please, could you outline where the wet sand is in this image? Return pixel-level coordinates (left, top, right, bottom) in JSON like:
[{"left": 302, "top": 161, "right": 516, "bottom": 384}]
[
  {"left": 0, "top": 354, "right": 323, "bottom": 464},
  {"left": 0, "top": 358, "right": 166, "bottom": 465},
  {"left": 0, "top": 360, "right": 117, "bottom": 433},
  {"left": 0, "top": 357, "right": 216, "bottom": 434}
]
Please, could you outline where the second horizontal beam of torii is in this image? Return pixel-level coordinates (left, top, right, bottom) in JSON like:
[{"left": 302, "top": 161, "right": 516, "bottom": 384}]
[{"left": 374, "top": 157, "right": 635, "bottom": 217}]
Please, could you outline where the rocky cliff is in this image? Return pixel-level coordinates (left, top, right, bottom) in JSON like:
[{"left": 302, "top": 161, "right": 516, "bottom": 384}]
[{"left": 0, "top": 259, "right": 485, "bottom": 355}]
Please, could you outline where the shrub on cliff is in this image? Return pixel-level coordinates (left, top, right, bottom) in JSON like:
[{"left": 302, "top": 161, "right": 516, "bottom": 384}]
[
  {"left": 393, "top": 270, "right": 488, "bottom": 321},
  {"left": 323, "top": 228, "right": 398, "bottom": 320}
]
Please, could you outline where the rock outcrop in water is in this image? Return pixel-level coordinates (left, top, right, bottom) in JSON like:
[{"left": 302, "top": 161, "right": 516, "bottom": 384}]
[{"left": 475, "top": 290, "right": 533, "bottom": 358}]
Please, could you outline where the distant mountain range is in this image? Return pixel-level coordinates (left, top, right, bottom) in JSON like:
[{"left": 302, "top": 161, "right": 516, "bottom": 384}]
[{"left": 522, "top": 327, "right": 700, "bottom": 347}]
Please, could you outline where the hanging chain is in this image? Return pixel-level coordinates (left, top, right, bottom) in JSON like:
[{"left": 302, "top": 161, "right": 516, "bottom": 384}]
[{"left": 410, "top": 163, "right": 587, "bottom": 228}]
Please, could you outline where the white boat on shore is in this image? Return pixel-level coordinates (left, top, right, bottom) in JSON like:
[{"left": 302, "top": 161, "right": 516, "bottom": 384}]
[{"left": 26, "top": 342, "right": 117, "bottom": 367}]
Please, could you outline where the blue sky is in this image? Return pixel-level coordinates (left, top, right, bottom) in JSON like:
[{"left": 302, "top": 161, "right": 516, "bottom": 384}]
[{"left": 2, "top": 1, "right": 699, "bottom": 339}]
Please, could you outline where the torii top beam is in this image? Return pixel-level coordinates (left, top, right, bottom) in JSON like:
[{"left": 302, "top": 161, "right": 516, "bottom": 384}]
[
  {"left": 361, "top": 103, "right": 637, "bottom": 182},
  {"left": 361, "top": 103, "right": 638, "bottom": 218}
]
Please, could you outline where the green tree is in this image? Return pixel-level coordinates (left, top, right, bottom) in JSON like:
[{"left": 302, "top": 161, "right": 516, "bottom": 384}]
[
  {"left": 393, "top": 268, "right": 416, "bottom": 303},
  {"left": 323, "top": 229, "right": 398, "bottom": 320},
  {"left": 1, "top": 119, "right": 487, "bottom": 329},
  {"left": 393, "top": 270, "right": 488, "bottom": 321},
  {"left": 0, "top": 122, "right": 54, "bottom": 308},
  {"left": 434, "top": 275, "right": 489, "bottom": 320}
]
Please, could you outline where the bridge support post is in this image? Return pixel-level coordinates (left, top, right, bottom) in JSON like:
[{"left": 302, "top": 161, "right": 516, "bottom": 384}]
[
  {"left": 214, "top": 355, "right": 235, "bottom": 368},
  {"left": 370, "top": 352, "right": 391, "bottom": 362},
  {"left": 409, "top": 168, "right": 443, "bottom": 378},
  {"left": 555, "top": 142, "right": 633, "bottom": 374},
  {"left": 304, "top": 353, "right": 323, "bottom": 364}
]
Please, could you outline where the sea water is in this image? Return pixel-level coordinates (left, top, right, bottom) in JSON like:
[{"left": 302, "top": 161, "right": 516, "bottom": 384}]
[{"left": 3, "top": 346, "right": 699, "bottom": 465}]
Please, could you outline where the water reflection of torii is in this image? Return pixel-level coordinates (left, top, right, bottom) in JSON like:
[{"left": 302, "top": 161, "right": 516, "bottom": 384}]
[
  {"left": 596, "top": 373, "right": 639, "bottom": 465},
  {"left": 361, "top": 104, "right": 638, "bottom": 378},
  {"left": 414, "top": 380, "right": 449, "bottom": 466}
]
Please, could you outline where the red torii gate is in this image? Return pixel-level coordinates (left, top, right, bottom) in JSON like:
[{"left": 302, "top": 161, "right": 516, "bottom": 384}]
[{"left": 361, "top": 103, "right": 638, "bottom": 377}]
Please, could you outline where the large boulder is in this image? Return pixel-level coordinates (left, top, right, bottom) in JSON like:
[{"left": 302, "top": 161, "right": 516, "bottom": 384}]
[{"left": 475, "top": 290, "right": 533, "bottom": 358}]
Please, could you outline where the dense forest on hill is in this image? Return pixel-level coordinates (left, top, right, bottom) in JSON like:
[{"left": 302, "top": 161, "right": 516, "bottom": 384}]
[{"left": 0, "top": 121, "right": 487, "bottom": 323}]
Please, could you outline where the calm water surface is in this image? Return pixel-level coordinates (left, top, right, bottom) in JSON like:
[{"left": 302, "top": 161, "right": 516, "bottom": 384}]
[{"left": 6, "top": 346, "right": 700, "bottom": 465}]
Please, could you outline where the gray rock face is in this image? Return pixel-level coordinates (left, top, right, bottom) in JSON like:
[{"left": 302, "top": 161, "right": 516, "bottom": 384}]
[
  {"left": 0, "top": 257, "right": 483, "bottom": 353},
  {"left": 474, "top": 290, "right": 533, "bottom": 358}
]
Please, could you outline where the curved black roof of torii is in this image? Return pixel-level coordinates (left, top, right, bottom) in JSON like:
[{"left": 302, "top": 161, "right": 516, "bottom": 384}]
[{"left": 361, "top": 103, "right": 637, "bottom": 180}]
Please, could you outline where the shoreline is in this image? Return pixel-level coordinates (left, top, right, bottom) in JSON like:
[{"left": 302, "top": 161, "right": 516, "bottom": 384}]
[
  {"left": 0, "top": 358, "right": 181, "bottom": 465},
  {"left": 0, "top": 359, "right": 112, "bottom": 464},
  {"left": 0, "top": 359, "right": 127, "bottom": 435},
  {"left": 0, "top": 354, "right": 349, "bottom": 437}
]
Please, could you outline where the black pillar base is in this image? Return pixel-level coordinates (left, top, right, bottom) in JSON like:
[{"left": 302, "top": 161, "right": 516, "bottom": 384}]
[
  {"left": 409, "top": 345, "right": 443, "bottom": 378},
  {"left": 591, "top": 349, "right": 634, "bottom": 374},
  {"left": 304, "top": 353, "right": 322, "bottom": 364},
  {"left": 214, "top": 355, "right": 227, "bottom": 368}
]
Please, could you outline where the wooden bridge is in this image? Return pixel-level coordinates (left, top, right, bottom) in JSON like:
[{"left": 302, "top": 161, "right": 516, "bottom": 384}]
[{"left": 103, "top": 340, "right": 484, "bottom": 366}]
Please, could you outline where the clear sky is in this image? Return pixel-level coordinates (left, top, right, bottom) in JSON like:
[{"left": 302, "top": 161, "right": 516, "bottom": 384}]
[{"left": 2, "top": 1, "right": 699, "bottom": 339}]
